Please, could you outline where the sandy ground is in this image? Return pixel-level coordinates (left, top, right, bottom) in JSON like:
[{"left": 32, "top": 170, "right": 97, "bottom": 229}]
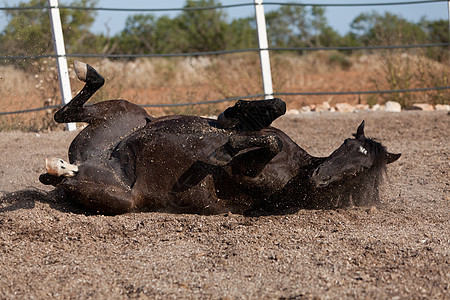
[{"left": 0, "top": 110, "right": 448, "bottom": 299}]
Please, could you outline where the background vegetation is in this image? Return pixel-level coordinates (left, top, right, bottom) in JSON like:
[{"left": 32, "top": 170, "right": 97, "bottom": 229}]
[
  {"left": 0, "top": 0, "right": 448, "bottom": 131},
  {"left": 1, "top": 0, "right": 448, "bottom": 61}
]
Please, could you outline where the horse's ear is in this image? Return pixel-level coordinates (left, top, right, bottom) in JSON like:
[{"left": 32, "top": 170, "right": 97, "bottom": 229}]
[
  {"left": 386, "top": 152, "right": 401, "bottom": 164},
  {"left": 354, "top": 120, "right": 365, "bottom": 139}
]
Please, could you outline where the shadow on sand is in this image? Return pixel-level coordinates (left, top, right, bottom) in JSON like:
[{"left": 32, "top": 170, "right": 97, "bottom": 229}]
[{"left": 0, "top": 188, "right": 89, "bottom": 215}]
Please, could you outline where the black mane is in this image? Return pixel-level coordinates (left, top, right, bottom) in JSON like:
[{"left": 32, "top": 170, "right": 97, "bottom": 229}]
[{"left": 363, "top": 137, "right": 390, "bottom": 170}]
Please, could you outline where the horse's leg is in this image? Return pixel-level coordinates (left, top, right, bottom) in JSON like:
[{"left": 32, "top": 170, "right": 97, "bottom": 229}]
[
  {"left": 39, "top": 173, "right": 64, "bottom": 186},
  {"left": 55, "top": 61, "right": 151, "bottom": 123},
  {"left": 56, "top": 61, "right": 151, "bottom": 125},
  {"left": 173, "top": 140, "right": 283, "bottom": 192},
  {"left": 60, "top": 179, "right": 133, "bottom": 214},
  {"left": 40, "top": 160, "right": 134, "bottom": 214},
  {"left": 45, "top": 157, "right": 78, "bottom": 176},
  {"left": 56, "top": 163, "right": 135, "bottom": 215},
  {"left": 208, "top": 134, "right": 283, "bottom": 168},
  {"left": 53, "top": 61, "right": 151, "bottom": 163},
  {"left": 227, "top": 135, "right": 283, "bottom": 177},
  {"left": 39, "top": 157, "right": 78, "bottom": 186},
  {"left": 54, "top": 61, "right": 105, "bottom": 124},
  {"left": 229, "top": 147, "right": 279, "bottom": 177},
  {"left": 172, "top": 134, "right": 283, "bottom": 193},
  {"left": 171, "top": 161, "right": 213, "bottom": 193},
  {"left": 175, "top": 98, "right": 286, "bottom": 190},
  {"left": 218, "top": 98, "right": 286, "bottom": 131}
]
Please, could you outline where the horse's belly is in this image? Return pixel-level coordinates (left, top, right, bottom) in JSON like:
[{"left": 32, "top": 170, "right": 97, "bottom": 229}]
[{"left": 130, "top": 129, "right": 228, "bottom": 201}]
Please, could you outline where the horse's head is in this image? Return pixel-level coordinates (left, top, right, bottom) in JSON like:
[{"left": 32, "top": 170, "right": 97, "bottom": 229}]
[{"left": 311, "top": 121, "right": 400, "bottom": 188}]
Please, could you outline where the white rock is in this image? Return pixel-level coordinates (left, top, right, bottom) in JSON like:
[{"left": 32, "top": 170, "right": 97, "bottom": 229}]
[
  {"left": 355, "top": 104, "right": 370, "bottom": 111},
  {"left": 371, "top": 104, "right": 381, "bottom": 111},
  {"left": 286, "top": 109, "right": 300, "bottom": 115},
  {"left": 435, "top": 104, "right": 450, "bottom": 111},
  {"left": 301, "top": 106, "right": 311, "bottom": 113},
  {"left": 335, "top": 103, "right": 356, "bottom": 113},
  {"left": 315, "top": 101, "right": 331, "bottom": 112},
  {"left": 385, "top": 101, "right": 402, "bottom": 112}
]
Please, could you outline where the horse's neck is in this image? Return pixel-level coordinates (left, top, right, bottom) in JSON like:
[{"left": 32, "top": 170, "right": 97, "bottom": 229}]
[
  {"left": 351, "top": 165, "right": 384, "bottom": 206},
  {"left": 332, "top": 167, "right": 384, "bottom": 207}
]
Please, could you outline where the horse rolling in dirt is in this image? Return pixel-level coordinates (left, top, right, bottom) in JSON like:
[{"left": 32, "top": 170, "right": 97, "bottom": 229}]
[{"left": 40, "top": 61, "right": 400, "bottom": 215}]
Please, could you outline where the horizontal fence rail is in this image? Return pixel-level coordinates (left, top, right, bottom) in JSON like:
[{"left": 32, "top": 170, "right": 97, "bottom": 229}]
[
  {"left": 0, "top": 0, "right": 449, "bottom": 118},
  {"left": 2, "top": 86, "right": 450, "bottom": 116},
  {"left": 1, "top": 0, "right": 448, "bottom": 11},
  {"left": 1, "top": 43, "right": 449, "bottom": 61}
]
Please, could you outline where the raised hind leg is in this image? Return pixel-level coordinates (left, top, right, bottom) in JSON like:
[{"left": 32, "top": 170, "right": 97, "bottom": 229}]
[
  {"left": 218, "top": 98, "right": 286, "bottom": 131},
  {"left": 53, "top": 61, "right": 151, "bottom": 163},
  {"left": 54, "top": 61, "right": 105, "bottom": 124},
  {"left": 56, "top": 61, "right": 151, "bottom": 126}
]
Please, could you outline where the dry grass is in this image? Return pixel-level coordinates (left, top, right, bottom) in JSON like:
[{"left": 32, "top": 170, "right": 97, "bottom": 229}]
[
  {"left": 370, "top": 51, "right": 450, "bottom": 107},
  {"left": 0, "top": 52, "right": 448, "bottom": 131}
]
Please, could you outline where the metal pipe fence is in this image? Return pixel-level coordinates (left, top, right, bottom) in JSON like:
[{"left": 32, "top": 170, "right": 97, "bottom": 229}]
[
  {"left": 1, "top": 0, "right": 448, "bottom": 11},
  {"left": 1, "top": 43, "right": 448, "bottom": 61}
]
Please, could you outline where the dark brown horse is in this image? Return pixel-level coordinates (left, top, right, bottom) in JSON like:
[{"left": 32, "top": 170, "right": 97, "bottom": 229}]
[{"left": 40, "top": 61, "right": 400, "bottom": 215}]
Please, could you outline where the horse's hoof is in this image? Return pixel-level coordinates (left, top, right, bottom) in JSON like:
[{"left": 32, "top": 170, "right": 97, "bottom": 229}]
[
  {"left": 45, "top": 157, "right": 78, "bottom": 177},
  {"left": 74, "top": 61, "right": 88, "bottom": 82}
]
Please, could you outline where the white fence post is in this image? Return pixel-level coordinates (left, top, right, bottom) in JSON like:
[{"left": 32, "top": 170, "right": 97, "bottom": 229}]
[
  {"left": 448, "top": 1, "right": 450, "bottom": 39},
  {"left": 254, "top": 0, "right": 274, "bottom": 100},
  {"left": 48, "top": 0, "right": 76, "bottom": 131}
]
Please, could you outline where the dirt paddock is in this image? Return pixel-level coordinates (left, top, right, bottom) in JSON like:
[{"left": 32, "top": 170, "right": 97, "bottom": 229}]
[{"left": 0, "top": 111, "right": 448, "bottom": 299}]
